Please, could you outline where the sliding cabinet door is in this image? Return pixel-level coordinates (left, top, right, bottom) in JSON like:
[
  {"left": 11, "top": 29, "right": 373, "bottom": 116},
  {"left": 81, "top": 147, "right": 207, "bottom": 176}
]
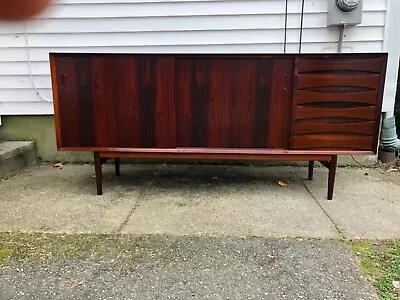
[
  {"left": 175, "top": 57, "right": 293, "bottom": 149},
  {"left": 51, "top": 54, "right": 176, "bottom": 149}
]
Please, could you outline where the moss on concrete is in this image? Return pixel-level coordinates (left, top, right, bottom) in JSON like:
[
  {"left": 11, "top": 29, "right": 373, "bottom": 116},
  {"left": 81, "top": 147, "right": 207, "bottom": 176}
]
[
  {"left": 0, "top": 233, "right": 180, "bottom": 270},
  {"left": 0, "top": 249, "right": 12, "bottom": 261}
]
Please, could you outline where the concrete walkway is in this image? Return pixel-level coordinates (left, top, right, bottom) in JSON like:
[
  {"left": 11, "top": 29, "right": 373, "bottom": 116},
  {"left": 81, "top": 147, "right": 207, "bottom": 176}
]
[
  {"left": 1, "top": 163, "right": 399, "bottom": 299},
  {"left": 1, "top": 163, "right": 399, "bottom": 239}
]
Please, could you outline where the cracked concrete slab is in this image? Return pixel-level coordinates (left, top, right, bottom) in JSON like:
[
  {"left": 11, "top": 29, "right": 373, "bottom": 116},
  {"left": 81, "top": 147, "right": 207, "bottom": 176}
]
[
  {"left": 122, "top": 165, "right": 340, "bottom": 238},
  {"left": 2, "top": 163, "right": 398, "bottom": 239},
  {"left": 296, "top": 166, "right": 400, "bottom": 239},
  {"left": 0, "top": 164, "right": 157, "bottom": 233}
]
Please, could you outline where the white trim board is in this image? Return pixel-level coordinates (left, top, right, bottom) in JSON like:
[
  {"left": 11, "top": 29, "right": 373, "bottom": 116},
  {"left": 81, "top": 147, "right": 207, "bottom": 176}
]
[{"left": 382, "top": 0, "right": 400, "bottom": 115}]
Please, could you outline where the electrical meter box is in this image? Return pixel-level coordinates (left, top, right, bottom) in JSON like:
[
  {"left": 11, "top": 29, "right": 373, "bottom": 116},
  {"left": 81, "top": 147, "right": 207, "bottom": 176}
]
[{"left": 327, "top": 0, "right": 363, "bottom": 26}]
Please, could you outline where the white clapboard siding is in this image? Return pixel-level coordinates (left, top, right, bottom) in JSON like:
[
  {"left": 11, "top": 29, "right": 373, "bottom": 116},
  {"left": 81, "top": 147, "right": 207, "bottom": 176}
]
[
  {"left": 0, "top": 41, "right": 385, "bottom": 63},
  {"left": 0, "top": 11, "right": 386, "bottom": 36},
  {"left": 0, "top": 28, "right": 386, "bottom": 48},
  {"left": 0, "top": 0, "right": 388, "bottom": 115}
]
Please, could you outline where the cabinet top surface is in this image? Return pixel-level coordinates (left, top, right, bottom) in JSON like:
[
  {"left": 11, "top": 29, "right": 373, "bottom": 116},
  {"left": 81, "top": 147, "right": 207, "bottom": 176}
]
[{"left": 49, "top": 52, "right": 388, "bottom": 59}]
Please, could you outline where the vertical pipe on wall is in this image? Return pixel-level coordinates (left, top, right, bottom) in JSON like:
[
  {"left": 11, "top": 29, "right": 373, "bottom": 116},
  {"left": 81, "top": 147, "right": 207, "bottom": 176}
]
[{"left": 337, "top": 25, "right": 346, "bottom": 53}]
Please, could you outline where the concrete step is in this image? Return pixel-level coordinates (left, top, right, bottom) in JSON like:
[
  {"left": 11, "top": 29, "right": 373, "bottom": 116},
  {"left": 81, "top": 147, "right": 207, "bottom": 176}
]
[{"left": 0, "top": 141, "right": 37, "bottom": 178}]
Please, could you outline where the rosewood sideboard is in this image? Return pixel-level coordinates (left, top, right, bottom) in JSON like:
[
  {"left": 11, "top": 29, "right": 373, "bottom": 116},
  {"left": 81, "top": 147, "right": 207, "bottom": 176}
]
[{"left": 49, "top": 53, "right": 388, "bottom": 199}]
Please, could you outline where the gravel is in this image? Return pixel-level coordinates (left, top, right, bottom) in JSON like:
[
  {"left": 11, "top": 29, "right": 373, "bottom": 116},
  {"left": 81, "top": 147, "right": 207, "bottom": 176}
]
[{"left": 0, "top": 235, "right": 377, "bottom": 300}]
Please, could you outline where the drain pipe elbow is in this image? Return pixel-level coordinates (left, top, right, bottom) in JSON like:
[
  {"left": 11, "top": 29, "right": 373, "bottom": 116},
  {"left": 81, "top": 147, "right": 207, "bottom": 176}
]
[{"left": 381, "top": 116, "right": 400, "bottom": 151}]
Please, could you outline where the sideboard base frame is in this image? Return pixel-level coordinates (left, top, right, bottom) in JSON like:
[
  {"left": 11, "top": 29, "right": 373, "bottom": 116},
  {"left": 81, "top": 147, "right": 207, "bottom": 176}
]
[{"left": 94, "top": 151, "right": 339, "bottom": 200}]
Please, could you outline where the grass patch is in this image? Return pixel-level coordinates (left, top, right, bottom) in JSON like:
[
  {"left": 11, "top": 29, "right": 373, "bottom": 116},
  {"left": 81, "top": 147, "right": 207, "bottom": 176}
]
[{"left": 348, "top": 240, "right": 400, "bottom": 300}]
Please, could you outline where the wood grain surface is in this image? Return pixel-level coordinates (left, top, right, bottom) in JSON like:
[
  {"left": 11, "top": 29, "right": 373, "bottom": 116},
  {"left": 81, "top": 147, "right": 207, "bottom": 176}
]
[
  {"left": 290, "top": 55, "right": 386, "bottom": 152},
  {"left": 175, "top": 58, "right": 293, "bottom": 148},
  {"left": 50, "top": 53, "right": 387, "bottom": 154}
]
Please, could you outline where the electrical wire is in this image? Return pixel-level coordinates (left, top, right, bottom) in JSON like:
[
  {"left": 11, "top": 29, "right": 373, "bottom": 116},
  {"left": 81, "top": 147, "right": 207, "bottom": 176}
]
[
  {"left": 23, "top": 22, "right": 52, "bottom": 103},
  {"left": 350, "top": 155, "right": 375, "bottom": 168},
  {"left": 298, "top": 0, "right": 305, "bottom": 53},
  {"left": 283, "top": 0, "right": 289, "bottom": 53}
]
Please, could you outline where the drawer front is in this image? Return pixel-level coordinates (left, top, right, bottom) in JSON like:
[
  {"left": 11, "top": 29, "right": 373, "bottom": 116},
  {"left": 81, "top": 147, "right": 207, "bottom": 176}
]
[{"left": 290, "top": 55, "right": 387, "bottom": 152}]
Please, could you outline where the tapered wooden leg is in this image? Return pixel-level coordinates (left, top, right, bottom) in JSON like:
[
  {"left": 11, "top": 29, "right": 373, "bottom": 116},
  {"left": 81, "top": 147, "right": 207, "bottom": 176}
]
[
  {"left": 327, "top": 155, "right": 337, "bottom": 200},
  {"left": 308, "top": 161, "right": 314, "bottom": 180},
  {"left": 114, "top": 158, "right": 120, "bottom": 176},
  {"left": 94, "top": 152, "right": 103, "bottom": 195}
]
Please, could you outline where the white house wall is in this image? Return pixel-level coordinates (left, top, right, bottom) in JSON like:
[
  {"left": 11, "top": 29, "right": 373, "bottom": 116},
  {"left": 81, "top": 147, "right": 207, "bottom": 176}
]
[
  {"left": 382, "top": 0, "right": 400, "bottom": 114},
  {"left": 0, "top": 0, "right": 390, "bottom": 115}
]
